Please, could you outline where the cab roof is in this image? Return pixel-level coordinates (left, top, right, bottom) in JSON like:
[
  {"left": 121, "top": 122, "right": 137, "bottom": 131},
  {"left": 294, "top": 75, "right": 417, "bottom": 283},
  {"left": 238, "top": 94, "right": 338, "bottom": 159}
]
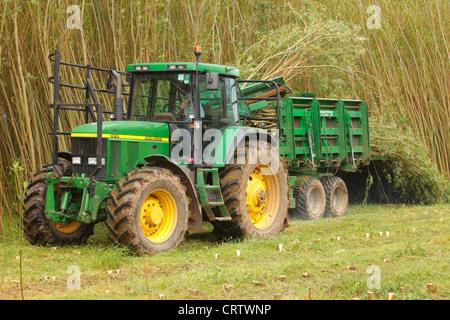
[{"left": 127, "top": 62, "right": 240, "bottom": 77}]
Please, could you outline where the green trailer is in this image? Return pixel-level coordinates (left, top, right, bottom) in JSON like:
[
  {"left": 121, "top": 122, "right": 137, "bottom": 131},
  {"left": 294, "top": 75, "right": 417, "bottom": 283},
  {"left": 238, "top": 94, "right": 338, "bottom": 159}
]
[
  {"left": 239, "top": 78, "right": 370, "bottom": 219},
  {"left": 23, "top": 48, "right": 370, "bottom": 254}
]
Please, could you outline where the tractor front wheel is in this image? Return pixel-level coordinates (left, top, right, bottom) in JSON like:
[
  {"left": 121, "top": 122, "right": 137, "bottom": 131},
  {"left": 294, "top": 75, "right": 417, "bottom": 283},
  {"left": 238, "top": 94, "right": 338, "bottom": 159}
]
[{"left": 106, "top": 167, "right": 190, "bottom": 255}]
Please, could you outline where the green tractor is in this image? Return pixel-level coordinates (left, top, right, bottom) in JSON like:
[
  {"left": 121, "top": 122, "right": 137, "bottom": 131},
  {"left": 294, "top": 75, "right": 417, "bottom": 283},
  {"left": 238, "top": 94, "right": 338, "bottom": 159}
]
[{"left": 23, "top": 47, "right": 370, "bottom": 255}]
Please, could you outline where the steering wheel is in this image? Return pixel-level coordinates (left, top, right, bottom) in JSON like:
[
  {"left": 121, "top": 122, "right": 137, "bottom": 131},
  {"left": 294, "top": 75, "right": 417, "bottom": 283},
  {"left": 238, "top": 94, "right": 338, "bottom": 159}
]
[
  {"left": 163, "top": 103, "right": 185, "bottom": 120},
  {"left": 202, "top": 114, "right": 212, "bottom": 124},
  {"left": 163, "top": 103, "right": 183, "bottom": 113}
]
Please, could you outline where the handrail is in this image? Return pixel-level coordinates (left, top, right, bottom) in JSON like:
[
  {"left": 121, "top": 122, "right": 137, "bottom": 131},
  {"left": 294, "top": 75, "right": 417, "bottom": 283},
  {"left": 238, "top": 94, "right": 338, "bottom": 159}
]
[
  {"left": 237, "top": 79, "right": 282, "bottom": 131},
  {"left": 48, "top": 51, "right": 129, "bottom": 76}
]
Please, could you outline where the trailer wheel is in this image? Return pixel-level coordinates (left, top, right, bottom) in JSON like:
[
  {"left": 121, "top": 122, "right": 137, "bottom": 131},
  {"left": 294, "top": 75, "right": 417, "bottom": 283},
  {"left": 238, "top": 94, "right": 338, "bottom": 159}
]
[
  {"left": 22, "top": 161, "right": 95, "bottom": 246},
  {"left": 289, "top": 177, "right": 326, "bottom": 220},
  {"left": 213, "top": 141, "right": 289, "bottom": 240},
  {"left": 106, "top": 167, "right": 190, "bottom": 255},
  {"left": 321, "top": 176, "right": 348, "bottom": 218}
]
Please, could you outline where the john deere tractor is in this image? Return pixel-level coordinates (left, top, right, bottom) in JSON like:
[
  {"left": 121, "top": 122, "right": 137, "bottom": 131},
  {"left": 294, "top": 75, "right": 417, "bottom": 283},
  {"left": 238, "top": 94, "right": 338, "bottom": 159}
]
[{"left": 23, "top": 47, "right": 370, "bottom": 255}]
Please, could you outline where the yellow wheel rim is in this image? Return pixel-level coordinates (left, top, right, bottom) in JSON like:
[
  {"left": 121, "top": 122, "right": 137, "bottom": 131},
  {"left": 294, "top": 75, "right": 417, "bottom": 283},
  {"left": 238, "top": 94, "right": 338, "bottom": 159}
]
[
  {"left": 140, "top": 189, "right": 177, "bottom": 243},
  {"left": 245, "top": 165, "right": 279, "bottom": 229},
  {"left": 51, "top": 221, "right": 82, "bottom": 233}
]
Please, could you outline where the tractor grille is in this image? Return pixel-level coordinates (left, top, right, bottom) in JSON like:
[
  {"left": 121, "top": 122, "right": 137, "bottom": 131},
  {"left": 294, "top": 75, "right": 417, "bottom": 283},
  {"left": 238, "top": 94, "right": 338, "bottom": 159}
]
[{"left": 71, "top": 137, "right": 107, "bottom": 180}]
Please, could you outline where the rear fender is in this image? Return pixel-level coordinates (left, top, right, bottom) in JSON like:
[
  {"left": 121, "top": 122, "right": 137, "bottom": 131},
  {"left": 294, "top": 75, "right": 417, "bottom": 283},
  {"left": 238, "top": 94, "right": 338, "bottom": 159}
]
[{"left": 212, "top": 127, "right": 279, "bottom": 167}]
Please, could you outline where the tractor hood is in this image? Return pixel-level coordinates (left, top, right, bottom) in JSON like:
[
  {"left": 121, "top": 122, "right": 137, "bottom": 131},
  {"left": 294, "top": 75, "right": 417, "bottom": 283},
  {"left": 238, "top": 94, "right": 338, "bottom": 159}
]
[{"left": 71, "top": 121, "right": 170, "bottom": 142}]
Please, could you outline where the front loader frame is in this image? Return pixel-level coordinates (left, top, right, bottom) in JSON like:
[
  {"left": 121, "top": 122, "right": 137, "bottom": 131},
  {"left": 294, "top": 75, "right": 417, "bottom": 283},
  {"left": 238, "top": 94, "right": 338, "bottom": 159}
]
[
  {"left": 46, "top": 50, "right": 129, "bottom": 223},
  {"left": 48, "top": 50, "right": 129, "bottom": 179}
]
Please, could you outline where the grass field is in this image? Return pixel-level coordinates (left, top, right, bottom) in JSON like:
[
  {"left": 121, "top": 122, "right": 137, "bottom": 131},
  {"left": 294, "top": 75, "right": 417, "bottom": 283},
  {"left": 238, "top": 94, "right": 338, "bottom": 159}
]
[{"left": 1, "top": 203, "right": 448, "bottom": 300}]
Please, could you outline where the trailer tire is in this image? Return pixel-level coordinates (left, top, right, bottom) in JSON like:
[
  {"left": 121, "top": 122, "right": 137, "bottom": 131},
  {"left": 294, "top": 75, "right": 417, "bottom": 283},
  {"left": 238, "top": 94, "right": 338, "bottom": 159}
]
[
  {"left": 289, "top": 177, "right": 326, "bottom": 220},
  {"left": 106, "top": 167, "right": 190, "bottom": 255},
  {"left": 321, "top": 176, "right": 348, "bottom": 218},
  {"left": 213, "top": 140, "right": 289, "bottom": 240},
  {"left": 22, "top": 161, "right": 95, "bottom": 246}
]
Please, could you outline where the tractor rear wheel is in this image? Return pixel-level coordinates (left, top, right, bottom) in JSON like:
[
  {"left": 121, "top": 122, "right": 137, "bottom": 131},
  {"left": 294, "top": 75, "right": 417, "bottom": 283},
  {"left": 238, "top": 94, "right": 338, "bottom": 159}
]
[
  {"left": 22, "top": 162, "right": 95, "bottom": 246},
  {"left": 289, "top": 176, "right": 326, "bottom": 220},
  {"left": 106, "top": 167, "right": 190, "bottom": 255},
  {"left": 321, "top": 176, "right": 348, "bottom": 218},
  {"left": 213, "top": 141, "right": 289, "bottom": 240}
]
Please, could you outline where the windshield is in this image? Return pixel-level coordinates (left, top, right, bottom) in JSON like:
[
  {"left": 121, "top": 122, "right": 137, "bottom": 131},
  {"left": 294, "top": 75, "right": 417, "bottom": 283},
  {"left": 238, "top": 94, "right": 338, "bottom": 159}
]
[
  {"left": 130, "top": 73, "right": 192, "bottom": 121},
  {"left": 129, "top": 73, "right": 252, "bottom": 124}
]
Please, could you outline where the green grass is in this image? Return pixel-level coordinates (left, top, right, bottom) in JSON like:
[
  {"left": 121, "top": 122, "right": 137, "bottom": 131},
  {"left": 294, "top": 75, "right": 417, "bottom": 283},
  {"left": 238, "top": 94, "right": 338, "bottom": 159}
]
[{"left": 1, "top": 204, "right": 449, "bottom": 300}]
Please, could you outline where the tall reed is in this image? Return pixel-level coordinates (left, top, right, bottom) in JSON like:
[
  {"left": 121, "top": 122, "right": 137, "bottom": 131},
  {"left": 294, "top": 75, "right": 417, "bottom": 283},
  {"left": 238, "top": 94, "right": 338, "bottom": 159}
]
[
  {"left": 340, "top": 0, "right": 449, "bottom": 174},
  {"left": 0, "top": 0, "right": 447, "bottom": 220}
]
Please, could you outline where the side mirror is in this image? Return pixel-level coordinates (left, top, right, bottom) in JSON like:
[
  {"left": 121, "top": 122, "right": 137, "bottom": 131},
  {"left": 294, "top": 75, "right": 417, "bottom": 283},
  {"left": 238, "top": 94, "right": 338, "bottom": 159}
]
[
  {"left": 205, "top": 71, "right": 219, "bottom": 90},
  {"left": 105, "top": 73, "right": 114, "bottom": 90}
]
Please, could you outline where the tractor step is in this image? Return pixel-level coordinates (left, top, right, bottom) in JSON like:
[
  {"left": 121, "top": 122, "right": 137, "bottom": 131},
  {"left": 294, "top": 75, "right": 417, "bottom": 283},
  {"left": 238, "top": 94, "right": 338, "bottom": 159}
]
[
  {"left": 214, "top": 217, "right": 232, "bottom": 221},
  {"left": 204, "top": 185, "right": 221, "bottom": 190},
  {"left": 203, "top": 201, "right": 225, "bottom": 206},
  {"left": 196, "top": 168, "right": 231, "bottom": 222}
]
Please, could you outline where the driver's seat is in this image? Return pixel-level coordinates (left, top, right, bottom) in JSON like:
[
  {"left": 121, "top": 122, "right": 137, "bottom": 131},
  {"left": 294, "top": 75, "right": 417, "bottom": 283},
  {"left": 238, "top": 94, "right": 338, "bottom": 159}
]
[{"left": 153, "top": 112, "right": 176, "bottom": 122}]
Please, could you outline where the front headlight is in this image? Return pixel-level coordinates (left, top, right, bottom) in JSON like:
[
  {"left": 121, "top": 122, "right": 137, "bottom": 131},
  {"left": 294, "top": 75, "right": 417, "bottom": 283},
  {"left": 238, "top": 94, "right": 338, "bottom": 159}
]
[
  {"left": 88, "top": 157, "right": 106, "bottom": 165},
  {"left": 88, "top": 157, "right": 97, "bottom": 165},
  {"left": 72, "top": 157, "right": 81, "bottom": 165},
  {"left": 134, "top": 65, "right": 149, "bottom": 71}
]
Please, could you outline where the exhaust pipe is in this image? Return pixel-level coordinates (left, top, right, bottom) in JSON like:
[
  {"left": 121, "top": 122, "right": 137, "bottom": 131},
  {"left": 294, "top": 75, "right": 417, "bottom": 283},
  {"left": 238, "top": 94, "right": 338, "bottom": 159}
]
[{"left": 111, "top": 70, "right": 123, "bottom": 121}]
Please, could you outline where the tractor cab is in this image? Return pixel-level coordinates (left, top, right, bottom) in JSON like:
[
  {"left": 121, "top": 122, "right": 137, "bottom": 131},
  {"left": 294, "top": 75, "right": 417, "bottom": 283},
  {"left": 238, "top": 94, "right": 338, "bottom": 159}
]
[
  {"left": 124, "top": 51, "right": 256, "bottom": 167},
  {"left": 126, "top": 61, "right": 252, "bottom": 130}
]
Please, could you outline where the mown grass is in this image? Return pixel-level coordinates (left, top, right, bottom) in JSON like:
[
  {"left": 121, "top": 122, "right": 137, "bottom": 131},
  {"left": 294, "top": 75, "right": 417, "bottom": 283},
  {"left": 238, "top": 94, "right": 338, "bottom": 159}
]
[{"left": 1, "top": 204, "right": 448, "bottom": 300}]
